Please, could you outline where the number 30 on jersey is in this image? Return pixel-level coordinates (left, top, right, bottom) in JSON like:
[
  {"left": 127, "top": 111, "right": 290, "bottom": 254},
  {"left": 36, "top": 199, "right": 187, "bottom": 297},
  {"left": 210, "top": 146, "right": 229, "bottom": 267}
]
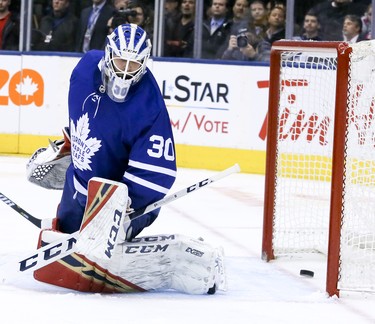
[{"left": 147, "top": 135, "right": 175, "bottom": 161}]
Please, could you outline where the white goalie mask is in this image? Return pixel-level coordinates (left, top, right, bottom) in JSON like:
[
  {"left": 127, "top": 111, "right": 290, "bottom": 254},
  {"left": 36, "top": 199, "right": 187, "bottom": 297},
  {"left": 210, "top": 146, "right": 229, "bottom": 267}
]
[{"left": 100, "top": 23, "right": 151, "bottom": 102}]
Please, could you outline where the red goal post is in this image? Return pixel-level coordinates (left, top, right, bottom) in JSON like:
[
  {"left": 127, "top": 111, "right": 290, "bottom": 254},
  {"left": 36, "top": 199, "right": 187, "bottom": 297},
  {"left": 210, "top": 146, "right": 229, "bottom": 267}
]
[{"left": 262, "top": 40, "right": 375, "bottom": 297}]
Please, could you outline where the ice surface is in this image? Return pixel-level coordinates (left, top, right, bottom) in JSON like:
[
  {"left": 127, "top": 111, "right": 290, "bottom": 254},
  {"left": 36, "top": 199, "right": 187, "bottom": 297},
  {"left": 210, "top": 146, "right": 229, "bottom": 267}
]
[{"left": 0, "top": 156, "right": 374, "bottom": 324}]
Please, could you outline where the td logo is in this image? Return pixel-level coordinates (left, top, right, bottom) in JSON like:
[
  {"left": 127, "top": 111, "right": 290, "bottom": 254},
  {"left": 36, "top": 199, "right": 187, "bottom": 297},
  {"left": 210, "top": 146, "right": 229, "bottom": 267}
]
[{"left": 0, "top": 69, "right": 44, "bottom": 107}]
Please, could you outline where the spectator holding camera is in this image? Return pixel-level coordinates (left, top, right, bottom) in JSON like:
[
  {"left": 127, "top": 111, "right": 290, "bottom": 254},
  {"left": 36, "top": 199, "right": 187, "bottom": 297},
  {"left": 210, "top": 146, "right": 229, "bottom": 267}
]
[
  {"left": 107, "top": 0, "right": 130, "bottom": 34},
  {"left": 126, "top": 1, "right": 154, "bottom": 41},
  {"left": 224, "top": 0, "right": 250, "bottom": 52},
  {"left": 222, "top": 0, "right": 267, "bottom": 61},
  {"left": 222, "top": 4, "right": 285, "bottom": 61},
  {"left": 221, "top": 29, "right": 257, "bottom": 61},
  {"left": 113, "top": 0, "right": 130, "bottom": 9}
]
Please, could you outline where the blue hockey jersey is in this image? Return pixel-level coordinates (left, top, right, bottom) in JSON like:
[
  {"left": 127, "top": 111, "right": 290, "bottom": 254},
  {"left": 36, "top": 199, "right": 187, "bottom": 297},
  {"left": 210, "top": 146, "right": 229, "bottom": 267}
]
[{"left": 57, "top": 50, "right": 177, "bottom": 238}]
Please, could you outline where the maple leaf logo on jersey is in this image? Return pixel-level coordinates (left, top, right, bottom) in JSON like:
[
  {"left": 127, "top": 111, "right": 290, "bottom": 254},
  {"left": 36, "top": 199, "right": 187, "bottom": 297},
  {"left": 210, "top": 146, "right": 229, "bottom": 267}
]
[{"left": 70, "top": 113, "right": 102, "bottom": 171}]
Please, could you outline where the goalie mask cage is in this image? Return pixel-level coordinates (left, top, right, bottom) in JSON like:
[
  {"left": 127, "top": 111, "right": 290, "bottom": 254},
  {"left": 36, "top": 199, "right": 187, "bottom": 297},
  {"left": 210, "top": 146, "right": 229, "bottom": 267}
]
[{"left": 262, "top": 40, "right": 375, "bottom": 297}]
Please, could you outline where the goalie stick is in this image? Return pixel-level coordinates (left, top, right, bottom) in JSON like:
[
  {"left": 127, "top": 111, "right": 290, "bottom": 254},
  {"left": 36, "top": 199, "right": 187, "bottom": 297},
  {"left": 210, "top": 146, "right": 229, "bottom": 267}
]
[
  {"left": 0, "top": 193, "right": 53, "bottom": 229},
  {"left": 1, "top": 164, "right": 240, "bottom": 276}
]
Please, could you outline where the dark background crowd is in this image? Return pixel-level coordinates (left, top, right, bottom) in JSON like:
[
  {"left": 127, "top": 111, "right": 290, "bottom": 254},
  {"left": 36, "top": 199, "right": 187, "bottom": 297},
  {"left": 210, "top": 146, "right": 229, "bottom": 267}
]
[{"left": 0, "top": 0, "right": 373, "bottom": 61}]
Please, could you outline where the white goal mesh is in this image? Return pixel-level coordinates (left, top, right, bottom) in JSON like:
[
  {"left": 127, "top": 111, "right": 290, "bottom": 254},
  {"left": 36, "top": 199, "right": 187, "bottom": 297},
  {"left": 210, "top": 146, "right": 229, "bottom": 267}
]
[
  {"left": 272, "top": 52, "right": 337, "bottom": 256},
  {"left": 340, "top": 41, "right": 375, "bottom": 291},
  {"left": 263, "top": 40, "right": 375, "bottom": 295}
]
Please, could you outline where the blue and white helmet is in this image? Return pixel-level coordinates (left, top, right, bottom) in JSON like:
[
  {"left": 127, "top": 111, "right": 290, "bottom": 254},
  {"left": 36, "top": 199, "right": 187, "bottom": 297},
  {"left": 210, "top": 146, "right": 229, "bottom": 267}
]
[{"left": 101, "top": 23, "right": 151, "bottom": 102}]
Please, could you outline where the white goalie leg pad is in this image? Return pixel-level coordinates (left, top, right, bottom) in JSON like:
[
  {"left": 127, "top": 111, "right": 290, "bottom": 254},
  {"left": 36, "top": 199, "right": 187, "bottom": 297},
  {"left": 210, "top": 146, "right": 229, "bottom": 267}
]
[
  {"left": 112, "top": 234, "right": 227, "bottom": 294},
  {"left": 78, "top": 231, "right": 227, "bottom": 294},
  {"left": 75, "top": 177, "right": 130, "bottom": 269},
  {"left": 170, "top": 236, "right": 227, "bottom": 294},
  {"left": 73, "top": 178, "right": 226, "bottom": 294}
]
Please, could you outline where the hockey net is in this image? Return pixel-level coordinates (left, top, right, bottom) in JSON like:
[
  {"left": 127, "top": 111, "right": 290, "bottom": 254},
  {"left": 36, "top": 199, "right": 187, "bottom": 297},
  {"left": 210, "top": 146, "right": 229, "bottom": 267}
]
[{"left": 262, "top": 40, "right": 375, "bottom": 296}]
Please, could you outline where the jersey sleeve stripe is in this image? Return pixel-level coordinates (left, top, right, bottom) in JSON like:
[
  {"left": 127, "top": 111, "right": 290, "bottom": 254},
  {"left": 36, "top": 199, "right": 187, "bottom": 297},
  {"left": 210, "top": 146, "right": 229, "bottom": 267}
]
[
  {"left": 124, "top": 172, "right": 170, "bottom": 194},
  {"left": 128, "top": 159, "right": 177, "bottom": 177},
  {"left": 73, "top": 175, "right": 89, "bottom": 196}
]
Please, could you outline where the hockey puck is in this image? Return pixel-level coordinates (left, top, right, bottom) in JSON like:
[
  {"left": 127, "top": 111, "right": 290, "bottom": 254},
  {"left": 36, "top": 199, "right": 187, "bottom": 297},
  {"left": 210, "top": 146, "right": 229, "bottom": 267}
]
[
  {"left": 207, "top": 284, "right": 216, "bottom": 295},
  {"left": 300, "top": 269, "right": 314, "bottom": 277}
]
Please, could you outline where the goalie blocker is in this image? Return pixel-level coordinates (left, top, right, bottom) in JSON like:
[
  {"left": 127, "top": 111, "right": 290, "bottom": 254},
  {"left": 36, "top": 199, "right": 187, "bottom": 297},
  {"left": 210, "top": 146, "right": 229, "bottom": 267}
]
[{"left": 34, "top": 177, "right": 226, "bottom": 294}]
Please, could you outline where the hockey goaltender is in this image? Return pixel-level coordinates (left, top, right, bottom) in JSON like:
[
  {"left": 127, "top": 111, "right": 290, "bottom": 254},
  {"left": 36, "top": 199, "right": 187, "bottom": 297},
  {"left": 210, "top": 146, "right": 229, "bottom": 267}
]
[{"left": 26, "top": 24, "right": 226, "bottom": 295}]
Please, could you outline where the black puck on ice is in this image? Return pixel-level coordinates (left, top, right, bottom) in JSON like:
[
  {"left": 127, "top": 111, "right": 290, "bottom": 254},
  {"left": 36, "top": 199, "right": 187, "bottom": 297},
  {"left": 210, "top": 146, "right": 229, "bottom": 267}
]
[
  {"left": 300, "top": 269, "right": 314, "bottom": 277},
  {"left": 207, "top": 284, "right": 216, "bottom": 295}
]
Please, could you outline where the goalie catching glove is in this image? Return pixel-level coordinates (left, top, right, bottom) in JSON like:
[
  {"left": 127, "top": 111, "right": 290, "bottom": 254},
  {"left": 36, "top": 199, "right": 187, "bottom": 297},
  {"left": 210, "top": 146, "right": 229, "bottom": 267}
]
[
  {"left": 34, "top": 177, "right": 227, "bottom": 294},
  {"left": 26, "top": 127, "right": 71, "bottom": 190}
]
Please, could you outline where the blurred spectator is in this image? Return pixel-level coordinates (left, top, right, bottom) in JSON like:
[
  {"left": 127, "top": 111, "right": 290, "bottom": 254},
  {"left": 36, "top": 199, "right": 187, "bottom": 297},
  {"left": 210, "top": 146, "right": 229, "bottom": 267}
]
[
  {"left": 221, "top": 30, "right": 257, "bottom": 61},
  {"left": 127, "top": 1, "right": 154, "bottom": 41},
  {"left": 222, "top": 0, "right": 267, "bottom": 61},
  {"left": 267, "top": 0, "right": 302, "bottom": 36},
  {"left": 355, "top": 0, "right": 372, "bottom": 5},
  {"left": 227, "top": 0, "right": 249, "bottom": 48},
  {"left": 0, "top": 0, "right": 19, "bottom": 50},
  {"left": 8, "top": 0, "right": 19, "bottom": 12},
  {"left": 230, "top": 0, "right": 249, "bottom": 31},
  {"left": 222, "top": 4, "right": 285, "bottom": 62},
  {"left": 69, "top": 1, "right": 92, "bottom": 19},
  {"left": 33, "top": 0, "right": 50, "bottom": 29},
  {"left": 225, "top": 0, "right": 250, "bottom": 52},
  {"left": 76, "top": 0, "right": 114, "bottom": 52},
  {"left": 164, "top": 0, "right": 181, "bottom": 44},
  {"left": 33, "top": 0, "right": 78, "bottom": 52},
  {"left": 107, "top": 0, "right": 131, "bottom": 34},
  {"left": 266, "top": 0, "right": 285, "bottom": 12},
  {"left": 202, "top": 0, "right": 232, "bottom": 59},
  {"left": 342, "top": 14, "right": 366, "bottom": 43},
  {"left": 164, "top": 0, "right": 195, "bottom": 57},
  {"left": 361, "top": 3, "right": 372, "bottom": 39},
  {"left": 309, "top": 0, "right": 367, "bottom": 41},
  {"left": 246, "top": 0, "right": 268, "bottom": 47},
  {"left": 294, "top": 12, "right": 322, "bottom": 41},
  {"left": 165, "top": 0, "right": 180, "bottom": 22},
  {"left": 256, "top": 5, "right": 285, "bottom": 61},
  {"left": 294, "top": 0, "right": 325, "bottom": 27},
  {"left": 112, "top": 0, "right": 130, "bottom": 9}
]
